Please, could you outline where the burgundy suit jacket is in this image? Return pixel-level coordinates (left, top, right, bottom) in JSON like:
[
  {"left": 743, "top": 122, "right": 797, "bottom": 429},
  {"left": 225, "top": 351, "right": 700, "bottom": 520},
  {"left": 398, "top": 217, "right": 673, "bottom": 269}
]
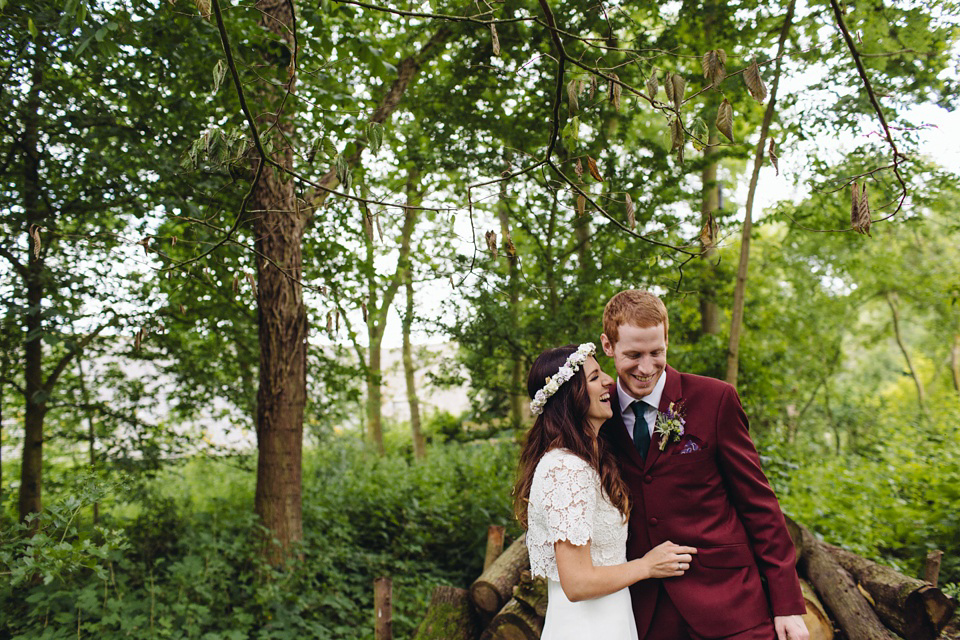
[{"left": 602, "top": 365, "right": 804, "bottom": 638}]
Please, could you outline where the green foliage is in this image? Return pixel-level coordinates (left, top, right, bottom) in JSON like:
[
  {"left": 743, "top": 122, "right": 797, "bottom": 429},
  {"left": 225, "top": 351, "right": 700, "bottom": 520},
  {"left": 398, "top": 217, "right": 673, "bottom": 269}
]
[{"left": 1, "top": 440, "right": 520, "bottom": 639}]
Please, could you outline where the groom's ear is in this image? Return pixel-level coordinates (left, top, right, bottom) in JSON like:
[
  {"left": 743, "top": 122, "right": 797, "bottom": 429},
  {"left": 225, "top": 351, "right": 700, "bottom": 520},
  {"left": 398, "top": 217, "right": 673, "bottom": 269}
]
[{"left": 600, "top": 333, "right": 615, "bottom": 357}]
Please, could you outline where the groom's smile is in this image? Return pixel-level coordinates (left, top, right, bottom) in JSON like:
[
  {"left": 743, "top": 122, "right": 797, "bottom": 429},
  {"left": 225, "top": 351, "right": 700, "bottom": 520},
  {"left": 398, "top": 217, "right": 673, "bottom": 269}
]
[{"left": 601, "top": 323, "right": 668, "bottom": 400}]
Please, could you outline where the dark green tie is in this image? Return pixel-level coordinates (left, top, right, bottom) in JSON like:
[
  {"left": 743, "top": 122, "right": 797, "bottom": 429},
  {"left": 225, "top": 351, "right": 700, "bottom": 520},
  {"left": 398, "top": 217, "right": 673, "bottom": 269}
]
[{"left": 631, "top": 402, "right": 651, "bottom": 460}]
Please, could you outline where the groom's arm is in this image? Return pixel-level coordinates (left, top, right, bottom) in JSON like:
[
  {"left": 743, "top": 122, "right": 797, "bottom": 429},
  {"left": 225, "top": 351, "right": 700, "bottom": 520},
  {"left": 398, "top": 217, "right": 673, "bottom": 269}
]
[{"left": 715, "top": 385, "right": 806, "bottom": 617}]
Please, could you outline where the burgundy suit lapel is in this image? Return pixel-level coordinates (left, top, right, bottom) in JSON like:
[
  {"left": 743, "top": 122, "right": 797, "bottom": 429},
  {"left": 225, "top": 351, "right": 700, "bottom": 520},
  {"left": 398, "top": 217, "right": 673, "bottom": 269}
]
[{"left": 644, "top": 365, "right": 682, "bottom": 471}]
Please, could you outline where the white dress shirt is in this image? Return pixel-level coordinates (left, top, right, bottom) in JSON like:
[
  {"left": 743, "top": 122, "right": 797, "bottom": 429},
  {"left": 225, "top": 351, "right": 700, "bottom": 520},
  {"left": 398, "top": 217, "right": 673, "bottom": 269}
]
[{"left": 616, "top": 370, "right": 667, "bottom": 444}]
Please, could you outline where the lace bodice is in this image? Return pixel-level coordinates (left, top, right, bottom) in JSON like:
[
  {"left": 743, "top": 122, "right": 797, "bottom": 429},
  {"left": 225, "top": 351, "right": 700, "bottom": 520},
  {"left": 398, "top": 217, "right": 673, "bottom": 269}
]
[{"left": 526, "top": 448, "right": 629, "bottom": 582}]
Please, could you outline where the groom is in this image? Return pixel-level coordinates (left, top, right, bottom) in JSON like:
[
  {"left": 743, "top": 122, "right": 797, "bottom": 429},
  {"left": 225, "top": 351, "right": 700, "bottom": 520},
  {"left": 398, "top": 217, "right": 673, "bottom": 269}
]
[{"left": 599, "top": 290, "right": 809, "bottom": 640}]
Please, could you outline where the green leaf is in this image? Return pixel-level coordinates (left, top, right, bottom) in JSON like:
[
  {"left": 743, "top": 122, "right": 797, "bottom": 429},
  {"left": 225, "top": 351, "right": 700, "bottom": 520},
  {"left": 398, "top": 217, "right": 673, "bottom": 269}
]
[
  {"left": 28, "top": 17, "right": 38, "bottom": 39},
  {"left": 691, "top": 117, "right": 708, "bottom": 151}
]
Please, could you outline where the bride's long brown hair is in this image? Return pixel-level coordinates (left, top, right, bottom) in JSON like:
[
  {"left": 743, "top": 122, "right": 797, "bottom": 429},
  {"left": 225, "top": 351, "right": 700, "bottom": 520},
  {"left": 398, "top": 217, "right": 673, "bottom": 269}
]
[{"left": 513, "top": 345, "right": 630, "bottom": 528}]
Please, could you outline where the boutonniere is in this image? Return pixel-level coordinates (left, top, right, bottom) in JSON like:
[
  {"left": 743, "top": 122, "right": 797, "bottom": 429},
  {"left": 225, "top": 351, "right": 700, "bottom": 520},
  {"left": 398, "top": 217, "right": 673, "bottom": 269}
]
[{"left": 654, "top": 401, "right": 686, "bottom": 451}]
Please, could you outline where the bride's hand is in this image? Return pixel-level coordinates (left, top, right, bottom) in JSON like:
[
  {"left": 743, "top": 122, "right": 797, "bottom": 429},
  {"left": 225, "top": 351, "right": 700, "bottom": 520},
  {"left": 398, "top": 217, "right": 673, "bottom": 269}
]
[{"left": 640, "top": 540, "right": 697, "bottom": 579}]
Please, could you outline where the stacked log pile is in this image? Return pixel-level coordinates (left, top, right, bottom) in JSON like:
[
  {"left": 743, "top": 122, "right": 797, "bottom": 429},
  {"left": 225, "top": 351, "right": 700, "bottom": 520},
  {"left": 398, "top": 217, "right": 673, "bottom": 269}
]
[{"left": 414, "top": 523, "right": 958, "bottom": 640}]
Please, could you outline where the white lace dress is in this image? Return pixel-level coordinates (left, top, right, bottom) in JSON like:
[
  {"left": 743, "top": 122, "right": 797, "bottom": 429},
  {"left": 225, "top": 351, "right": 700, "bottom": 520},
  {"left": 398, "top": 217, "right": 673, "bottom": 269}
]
[{"left": 527, "top": 448, "right": 638, "bottom": 640}]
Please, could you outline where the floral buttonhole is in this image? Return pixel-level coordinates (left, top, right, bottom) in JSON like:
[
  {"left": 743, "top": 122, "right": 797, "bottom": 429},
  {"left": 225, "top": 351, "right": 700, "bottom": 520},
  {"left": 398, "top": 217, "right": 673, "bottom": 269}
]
[{"left": 654, "top": 401, "right": 687, "bottom": 451}]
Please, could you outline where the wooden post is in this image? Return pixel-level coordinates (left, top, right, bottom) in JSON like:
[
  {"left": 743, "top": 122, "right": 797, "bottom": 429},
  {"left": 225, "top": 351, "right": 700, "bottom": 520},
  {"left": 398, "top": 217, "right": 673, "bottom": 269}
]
[
  {"left": 483, "top": 525, "right": 505, "bottom": 571},
  {"left": 926, "top": 550, "right": 944, "bottom": 587},
  {"left": 375, "top": 576, "right": 392, "bottom": 640}
]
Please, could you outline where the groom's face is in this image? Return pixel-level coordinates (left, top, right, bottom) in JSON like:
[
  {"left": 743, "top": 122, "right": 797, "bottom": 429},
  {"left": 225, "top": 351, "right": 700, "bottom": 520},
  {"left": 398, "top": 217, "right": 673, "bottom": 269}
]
[{"left": 601, "top": 323, "right": 667, "bottom": 399}]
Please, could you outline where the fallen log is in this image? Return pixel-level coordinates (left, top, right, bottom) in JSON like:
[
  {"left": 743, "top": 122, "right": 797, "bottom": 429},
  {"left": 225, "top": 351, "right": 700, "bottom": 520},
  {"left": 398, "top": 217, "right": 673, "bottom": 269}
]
[
  {"left": 478, "top": 597, "right": 543, "bottom": 640},
  {"left": 800, "top": 579, "right": 835, "bottom": 640},
  {"left": 512, "top": 570, "right": 547, "bottom": 619},
  {"left": 823, "top": 542, "right": 957, "bottom": 640},
  {"left": 471, "top": 534, "right": 528, "bottom": 616},
  {"left": 413, "top": 585, "right": 481, "bottom": 640},
  {"left": 937, "top": 611, "right": 960, "bottom": 640},
  {"left": 795, "top": 522, "right": 898, "bottom": 640},
  {"left": 785, "top": 514, "right": 957, "bottom": 640}
]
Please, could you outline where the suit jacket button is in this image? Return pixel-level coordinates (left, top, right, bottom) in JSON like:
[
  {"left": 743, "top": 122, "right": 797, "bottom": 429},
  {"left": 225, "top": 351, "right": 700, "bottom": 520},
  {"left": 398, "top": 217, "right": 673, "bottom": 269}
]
[
  {"left": 644, "top": 475, "right": 653, "bottom": 484},
  {"left": 649, "top": 517, "right": 658, "bottom": 526}
]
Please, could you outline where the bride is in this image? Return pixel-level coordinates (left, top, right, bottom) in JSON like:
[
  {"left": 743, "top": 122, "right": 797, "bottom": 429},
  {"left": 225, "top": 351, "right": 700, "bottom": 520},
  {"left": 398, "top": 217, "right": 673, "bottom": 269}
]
[{"left": 514, "top": 343, "right": 696, "bottom": 639}]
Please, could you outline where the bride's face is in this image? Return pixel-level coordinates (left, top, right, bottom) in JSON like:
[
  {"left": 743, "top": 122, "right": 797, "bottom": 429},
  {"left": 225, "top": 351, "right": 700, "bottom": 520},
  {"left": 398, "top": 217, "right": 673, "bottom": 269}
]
[{"left": 583, "top": 356, "right": 614, "bottom": 435}]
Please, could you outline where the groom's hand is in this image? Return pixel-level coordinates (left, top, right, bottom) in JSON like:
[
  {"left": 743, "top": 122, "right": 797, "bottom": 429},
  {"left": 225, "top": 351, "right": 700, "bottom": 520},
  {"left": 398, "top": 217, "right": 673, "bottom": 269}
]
[{"left": 774, "top": 615, "right": 809, "bottom": 640}]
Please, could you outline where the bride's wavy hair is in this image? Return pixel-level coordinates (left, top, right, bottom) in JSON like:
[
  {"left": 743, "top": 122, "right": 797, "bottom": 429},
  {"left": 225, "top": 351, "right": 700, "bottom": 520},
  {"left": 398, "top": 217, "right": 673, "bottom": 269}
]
[{"left": 513, "top": 345, "right": 630, "bottom": 528}]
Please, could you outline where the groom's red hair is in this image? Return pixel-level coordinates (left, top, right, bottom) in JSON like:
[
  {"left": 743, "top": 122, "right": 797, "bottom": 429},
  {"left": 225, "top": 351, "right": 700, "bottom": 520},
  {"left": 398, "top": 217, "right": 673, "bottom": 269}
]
[{"left": 602, "top": 290, "right": 669, "bottom": 345}]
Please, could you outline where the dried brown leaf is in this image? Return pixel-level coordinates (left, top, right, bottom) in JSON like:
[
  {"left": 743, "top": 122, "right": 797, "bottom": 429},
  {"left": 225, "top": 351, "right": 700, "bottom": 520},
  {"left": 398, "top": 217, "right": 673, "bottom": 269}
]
[
  {"left": 335, "top": 310, "right": 340, "bottom": 332},
  {"left": 576, "top": 193, "right": 586, "bottom": 217},
  {"left": 589, "top": 75, "right": 598, "bottom": 101},
  {"left": 503, "top": 229, "right": 517, "bottom": 257},
  {"left": 851, "top": 183, "right": 861, "bottom": 229},
  {"left": 375, "top": 210, "right": 384, "bottom": 242},
  {"left": 485, "top": 230, "right": 498, "bottom": 259},
  {"left": 669, "top": 118, "right": 684, "bottom": 151},
  {"left": 28, "top": 224, "right": 41, "bottom": 259},
  {"left": 671, "top": 74, "right": 686, "bottom": 111},
  {"left": 362, "top": 302, "right": 368, "bottom": 323},
  {"left": 194, "top": 0, "right": 211, "bottom": 19},
  {"left": 171, "top": 236, "right": 178, "bottom": 246},
  {"left": 768, "top": 138, "right": 779, "bottom": 176},
  {"left": 701, "top": 49, "right": 727, "bottom": 89},
  {"left": 716, "top": 99, "right": 734, "bottom": 142},
  {"left": 609, "top": 73, "right": 621, "bottom": 111},
  {"left": 134, "top": 328, "right": 144, "bottom": 351},
  {"left": 232, "top": 276, "right": 240, "bottom": 293},
  {"left": 625, "top": 194, "right": 636, "bottom": 230},
  {"left": 575, "top": 158, "right": 584, "bottom": 180},
  {"left": 743, "top": 59, "right": 767, "bottom": 103},
  {"left": 490, "top": 24, "right": 500, "bottom": 56},
  {"left": 664, "top": 71, "right": 675, "bottom": 105},
  {"left": 245, "top": 272, "right": 257, "bottom": 297},
  {"left": 857, "top": 183, "right": 871, "bottom": 235},
  {"left": 700, "top": 212, "right": 717, "bottom": 247},
  {"left": 646, "top": 69, "right": 659, "bottom": 101},
  {"left": 567, "top": 78, "right": 579, "bottom": 116},
  {"left": 326, "top": 312, "right": 334, "bottom": 332},
  {"left": 179, "top": 303, "right": 185, "bottom": 315},
  {"left": 586, "top": 156, "right": 603, "bottom": 182}
]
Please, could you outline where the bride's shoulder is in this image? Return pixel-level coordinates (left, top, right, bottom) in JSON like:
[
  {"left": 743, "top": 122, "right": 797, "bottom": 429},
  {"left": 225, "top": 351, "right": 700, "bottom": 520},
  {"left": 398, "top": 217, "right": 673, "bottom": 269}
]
[{"left": 533, "top": 448, "right": 591, "bottom": 477}]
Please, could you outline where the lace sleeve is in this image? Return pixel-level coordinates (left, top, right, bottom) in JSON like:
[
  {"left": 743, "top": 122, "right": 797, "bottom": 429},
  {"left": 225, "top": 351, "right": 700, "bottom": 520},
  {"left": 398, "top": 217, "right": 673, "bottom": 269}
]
[{"left": 536, "top": 452, "right": 597, "bottom": 546}]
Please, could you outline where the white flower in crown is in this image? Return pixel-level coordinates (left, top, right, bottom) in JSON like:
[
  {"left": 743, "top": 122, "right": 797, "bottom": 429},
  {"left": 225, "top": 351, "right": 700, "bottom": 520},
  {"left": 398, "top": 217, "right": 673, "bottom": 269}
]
[{"left": 530, "top": 342, "right": 596, "bottom": 416}]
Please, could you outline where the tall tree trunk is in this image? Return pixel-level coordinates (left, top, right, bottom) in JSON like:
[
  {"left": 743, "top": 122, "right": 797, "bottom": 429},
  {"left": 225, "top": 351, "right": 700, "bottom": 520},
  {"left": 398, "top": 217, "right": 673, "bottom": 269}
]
[
  {"left": 726, "top": 0, "right": 795, "bottom": 387},
  {"left": 249, "top": 0, "right": 306, "bottom": 562},
  {"left": 497, "top": 183, "right": 524, "bottom": 428},
  {"left": 699, "top": 131, "right": 721, "bottom": 337},
  {"left": 363, "top": 173, "right": 420, "bottom": 455},
  {"left": 77, "top": 358, "right": 99, "bottom": 524},
  {"left": 19, "top": 60, "right": 45, "bottom": 526},
  {"left": 886, "top": 292, "right": 925, "bottom": 410},
  {"left": 401, "top": 170, "right": 425, "bottom": 459},
  {"left": 402, "top": 277, "right": 425, "bottom": 459}
]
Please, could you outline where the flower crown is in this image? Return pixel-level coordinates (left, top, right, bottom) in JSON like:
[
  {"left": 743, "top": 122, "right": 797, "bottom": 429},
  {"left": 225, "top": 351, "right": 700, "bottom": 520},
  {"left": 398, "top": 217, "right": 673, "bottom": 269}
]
[{"left": 530, "top": 343, "right": 596, "bottom": 416}]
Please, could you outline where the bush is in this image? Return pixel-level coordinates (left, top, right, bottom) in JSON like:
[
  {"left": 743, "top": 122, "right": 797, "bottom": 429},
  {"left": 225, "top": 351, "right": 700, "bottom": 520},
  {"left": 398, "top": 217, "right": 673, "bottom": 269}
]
[{"left": 1, "top": 438, "right": 521, "bottom": 639}]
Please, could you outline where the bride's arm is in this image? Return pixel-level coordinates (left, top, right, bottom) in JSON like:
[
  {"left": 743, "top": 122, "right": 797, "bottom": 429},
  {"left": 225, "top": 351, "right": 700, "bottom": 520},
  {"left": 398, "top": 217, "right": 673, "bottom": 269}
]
[{"left": 555, "top": 539, "right": 697, "bottom": 602}]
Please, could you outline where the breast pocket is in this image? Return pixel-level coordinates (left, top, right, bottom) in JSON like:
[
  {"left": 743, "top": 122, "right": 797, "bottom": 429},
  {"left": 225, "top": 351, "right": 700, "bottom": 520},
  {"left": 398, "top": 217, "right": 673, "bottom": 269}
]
[{"left": 664, "top": 448, "right": 713, "bottom": 465}]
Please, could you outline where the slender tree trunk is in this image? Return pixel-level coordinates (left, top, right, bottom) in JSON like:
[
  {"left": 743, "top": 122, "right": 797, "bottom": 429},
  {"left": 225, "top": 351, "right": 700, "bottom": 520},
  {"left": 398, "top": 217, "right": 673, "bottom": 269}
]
[
  {"left": 19, "top": 60, "right": 45, "bottom": 526},
  {"left": 950, "top": 333, "right": 960, "bottom": 395},
  {"left": 699, "top": 131, "right": 721, "bottom": 337},
  {"left": 402, "top": 278, "right": 425, "bottom": 459},
  {"left": 726, "top": 0, "right": 795, "bottom": 387},
  {"left": 401, "top": 171, "right": 425, "bottom": 459},
  {"left": 249, "top": 0, "right": 306, "bottom": 562},
  {"left": 497, "top": 184, "right": 524, "bottom": 427},
  {"left": 77, "top": 358, "right": 99, "bottom": 524},
  {"left": 886, "top": 292, "right": 925, "bottom": 410}
]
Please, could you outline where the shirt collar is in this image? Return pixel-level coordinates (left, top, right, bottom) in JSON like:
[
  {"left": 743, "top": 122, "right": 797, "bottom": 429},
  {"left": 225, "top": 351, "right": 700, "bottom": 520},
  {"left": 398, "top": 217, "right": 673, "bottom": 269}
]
[{"left": 616, "top": 369, "right": 667, "bottom": 414}]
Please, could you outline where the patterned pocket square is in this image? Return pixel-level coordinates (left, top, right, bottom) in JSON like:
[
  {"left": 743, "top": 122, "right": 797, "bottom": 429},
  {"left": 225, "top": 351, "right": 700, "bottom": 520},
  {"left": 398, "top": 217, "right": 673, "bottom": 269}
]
[{"left": 673, "top": 435, "right": 707, "bottom": 455}]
